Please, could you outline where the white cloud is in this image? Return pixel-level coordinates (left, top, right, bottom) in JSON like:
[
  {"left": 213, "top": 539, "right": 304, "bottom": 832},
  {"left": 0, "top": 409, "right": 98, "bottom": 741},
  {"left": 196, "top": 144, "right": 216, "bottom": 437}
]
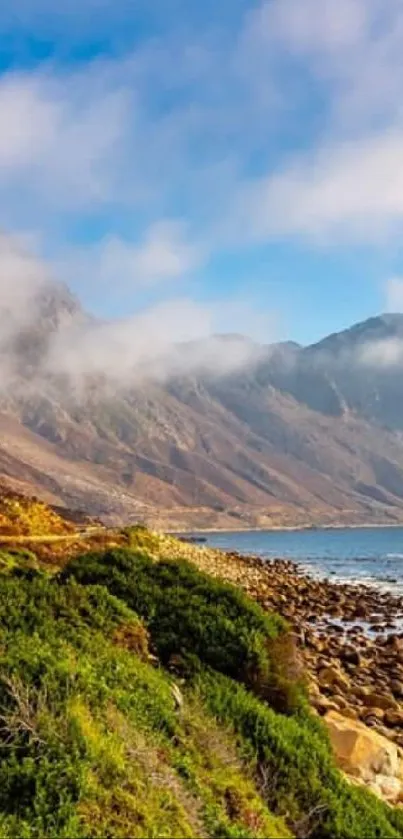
[
  {"left": 0, "top": 236, "right": 267, "bottom": 394},
  {"left": 255, "top": 0, "right": 403, "bottom": 130},
  {"left": 96, "top": 222, "right": 201, "bottom": 287},
  {"left": 127, "top": 222, "right": 199, "bottom": 282},
  {"left": 0, "top": 78, "right": 58, "bottom": 171},
  {"left": 243, "top": 130, "right": 403, "bottom": 243},
  {"left": 385, "top": 278, "right": 403, "bottom": 313},
  {"left": 0, "top": 8, "right": 288, "bottom": 232},
  {"left": 0, "top": 233, "right": 50, "bottom": 333},
  {"left": 258, "top": 0, "right": 368, "bottom": 55},
  {"left": 358, "top": 337, "right": 403, "bottom": 367},
  {"left": 45, "top": 297, "right": 268, "bottom": 389},
  {"left": 212, "top": 297, "right": 279, "bottom": 345},
  {"left": 0, "top": 70, "right": 130, "bottom": 211},
  {"left": 56, "top": 221, "right": 202, "bottom": 297},
  {"left": 46, "top": 298, "right": 212, "bottom": 385},
  {"left": 233, "top": 2, "right": 403, "bottom": 246},
  {"left": 4, "top": 0, "right": 403, "bottom": 338}
]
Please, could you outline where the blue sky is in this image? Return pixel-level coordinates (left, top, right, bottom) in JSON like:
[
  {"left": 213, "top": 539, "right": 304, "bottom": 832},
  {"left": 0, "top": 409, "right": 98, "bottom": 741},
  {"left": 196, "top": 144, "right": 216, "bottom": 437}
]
[{"left": 2, "top": 0, "right": 403, "bottom": 346}]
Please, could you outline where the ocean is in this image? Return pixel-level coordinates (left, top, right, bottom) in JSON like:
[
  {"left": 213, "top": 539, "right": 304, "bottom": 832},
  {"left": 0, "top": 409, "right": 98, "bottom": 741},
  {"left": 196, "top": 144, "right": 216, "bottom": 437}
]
[{"left": 199, "top": 527, "right": 403, "bottom": 595}]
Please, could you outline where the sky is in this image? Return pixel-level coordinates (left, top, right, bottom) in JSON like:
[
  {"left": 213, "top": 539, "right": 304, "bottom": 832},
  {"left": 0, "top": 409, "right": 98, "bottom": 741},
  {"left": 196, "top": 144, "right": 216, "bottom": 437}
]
[{"left": 1, "top": 0, "right": 403, "bottom": 346}]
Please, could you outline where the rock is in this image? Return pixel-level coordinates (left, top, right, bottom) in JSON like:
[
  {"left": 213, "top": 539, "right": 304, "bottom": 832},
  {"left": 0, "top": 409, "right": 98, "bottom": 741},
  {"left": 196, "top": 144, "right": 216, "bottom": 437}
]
[
  {"left": 354, "top": 602, "right": 369, "bottom": 619},
  {"left": 324, "top": 711, "right": 402, "bottom": 802},
  {"left": 340, "top": 646, "right": 361, "bottom": 666},
  {"left": 333, "top": 694, "right": 348, "bottom": 710},
  {"left": 376, "top": 776, "right": 402, "bottom": 803},
  {"left": 340, "top": 707, "right": 359, "bottom": 720},
  {"left": 318, "top": 665, "right": 350, "bottom": 691},
  {"left": 309, "top": 680, "right": 321, "bottom": 698},
  {"left": 362, "top": 707, "right": 385, "bottom": 724},
  {"left": 386, "top": 635, "right": 403, "bottom": 652},
  {"left": 385, "top": 710, "right": 403, "bottom": 727},
  {"left": 351, "top": 685, "right": 370, "bottom": 700},
  {"left": 314, "top": 696, "right": 340, "bottom": 715},
  {"left": 390, "top": 680, "right": 403, "bottom": 699},
  {"left": 361, "top": 693, "right": 397, "bottom": 711}
]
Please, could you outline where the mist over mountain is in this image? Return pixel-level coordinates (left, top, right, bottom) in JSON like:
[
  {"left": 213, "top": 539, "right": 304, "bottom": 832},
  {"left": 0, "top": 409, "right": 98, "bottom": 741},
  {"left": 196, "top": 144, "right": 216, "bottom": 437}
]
[
  {"left": 263, "top": 314, "right": 403, "bottom": 430},
  {"left": 2, "top": 274, "right": 403, "bottom": 529}
]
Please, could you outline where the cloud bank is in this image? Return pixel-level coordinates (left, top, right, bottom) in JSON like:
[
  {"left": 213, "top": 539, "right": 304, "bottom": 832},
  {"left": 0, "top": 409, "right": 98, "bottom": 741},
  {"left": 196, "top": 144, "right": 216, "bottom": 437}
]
[
  {"left": 1, "top": 0, "right": 403, "bottom": 374},
  {"left": 246, "top": 131, "right": 403, "bottom": 244},
  {"left": 0, "top": 237, "right": 267, "bottom": 395}
]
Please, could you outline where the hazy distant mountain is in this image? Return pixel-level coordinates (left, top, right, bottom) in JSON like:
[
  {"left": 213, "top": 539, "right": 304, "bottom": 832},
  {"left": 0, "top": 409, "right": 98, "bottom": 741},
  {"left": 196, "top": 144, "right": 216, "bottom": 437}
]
[
  {"left": 262, "top": 314, "right": 403, "bottom": 429},
  {"left": 2, "top": 282, "right": 403, "bottom": 529}
]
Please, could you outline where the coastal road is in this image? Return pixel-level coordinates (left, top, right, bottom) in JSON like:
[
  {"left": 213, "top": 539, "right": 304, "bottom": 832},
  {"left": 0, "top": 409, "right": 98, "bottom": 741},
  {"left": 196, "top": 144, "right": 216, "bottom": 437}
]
[{"left": 0, "top": 527, "right": 106, "bottom": 545}]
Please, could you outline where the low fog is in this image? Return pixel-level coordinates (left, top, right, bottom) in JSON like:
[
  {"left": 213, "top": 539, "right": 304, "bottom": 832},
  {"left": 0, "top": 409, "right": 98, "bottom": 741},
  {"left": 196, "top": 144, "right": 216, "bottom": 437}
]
[
  {"left": 2, "top": 236, "right": 403, "bottom": 405},
  {"left": 0, "top": 236, "right": 264, "bottom": 396}
]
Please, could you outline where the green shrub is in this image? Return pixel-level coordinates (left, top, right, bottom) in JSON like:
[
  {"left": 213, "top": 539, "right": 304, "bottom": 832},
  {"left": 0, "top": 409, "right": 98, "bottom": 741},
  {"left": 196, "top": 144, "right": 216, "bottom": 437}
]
[
  {"left": 196, "top": 669, "right": 403, "bottom": 839},
  {"left": 0, "top": 574, "right": 139, "bottom": 641},
  {"left": 62, "top": 549, "right": 301, "bottom": 711},
  {"left": 1, "top": 547, "right": 401, "bottom": 838},
  {"left": 0, "top": 548, "right": 38, "bottom": 575},
  {"left": 0, "top": 572, "right": 288, "bottom": 838}
]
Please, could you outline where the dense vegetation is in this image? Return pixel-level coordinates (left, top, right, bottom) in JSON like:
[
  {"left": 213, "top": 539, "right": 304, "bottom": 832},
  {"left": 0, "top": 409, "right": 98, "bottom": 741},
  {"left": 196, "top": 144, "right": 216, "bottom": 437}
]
[
  {"left": 62, "top": 549, "right": 294, "bottom": 708},
  {"left": 0, "top": 491, "right": 73, "bottom": 537},
  {"left": 0, "top": 528, "right": 402, "bottom": 837}
]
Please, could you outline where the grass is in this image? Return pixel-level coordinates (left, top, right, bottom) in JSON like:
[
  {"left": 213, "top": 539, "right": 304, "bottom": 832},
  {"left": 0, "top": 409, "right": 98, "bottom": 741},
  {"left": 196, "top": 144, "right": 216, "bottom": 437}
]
[
  {"left": 196, "top": 670, "right": 403, "bottom": 839},
  {"left": 0, "top": 572, "right": 290, "bottom": 839},
  {"left": 0, "top": 503, "right": 402, "bottom": 838},
  {"left": 62, "top": 546, "right": 403, "bottom": 839}
]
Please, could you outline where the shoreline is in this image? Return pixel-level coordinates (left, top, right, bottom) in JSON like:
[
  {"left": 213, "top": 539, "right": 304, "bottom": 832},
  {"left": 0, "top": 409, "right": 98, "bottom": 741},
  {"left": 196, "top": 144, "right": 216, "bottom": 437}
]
[
  {"left": 167, "top": 538, "right": 403, "bottom": 747},
  {"left": 168, "top": 521, "right": 403, "bottom": 535}
]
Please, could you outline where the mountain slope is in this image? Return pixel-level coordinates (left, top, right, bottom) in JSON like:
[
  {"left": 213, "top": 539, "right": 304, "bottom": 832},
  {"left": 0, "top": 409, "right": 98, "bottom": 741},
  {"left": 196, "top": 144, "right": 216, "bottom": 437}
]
[{"left": 2, "top": 282, "right": 403, "bottom": 528}]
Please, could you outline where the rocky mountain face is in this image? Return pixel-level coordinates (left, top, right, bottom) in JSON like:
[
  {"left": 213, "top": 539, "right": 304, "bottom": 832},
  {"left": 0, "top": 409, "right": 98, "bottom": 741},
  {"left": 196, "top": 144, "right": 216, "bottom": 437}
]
[{"left": 1, "top": 281, "right": 403, "bottom": 529}]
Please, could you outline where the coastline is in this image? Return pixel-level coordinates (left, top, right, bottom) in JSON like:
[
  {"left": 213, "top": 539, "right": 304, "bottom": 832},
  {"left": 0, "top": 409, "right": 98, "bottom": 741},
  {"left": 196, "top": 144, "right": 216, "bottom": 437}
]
[
  {"left": 168, "top": 521, "right": 403, "bottom": 535},
  {"left": 157, "top": 534, "right": 403, "bottom": 747}
]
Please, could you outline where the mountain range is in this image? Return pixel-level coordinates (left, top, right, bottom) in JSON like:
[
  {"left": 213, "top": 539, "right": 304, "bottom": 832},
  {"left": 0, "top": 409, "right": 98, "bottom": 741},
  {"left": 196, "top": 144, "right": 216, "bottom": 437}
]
[{"left": 2, "top": 279, "right": 403, "bottom": 530}]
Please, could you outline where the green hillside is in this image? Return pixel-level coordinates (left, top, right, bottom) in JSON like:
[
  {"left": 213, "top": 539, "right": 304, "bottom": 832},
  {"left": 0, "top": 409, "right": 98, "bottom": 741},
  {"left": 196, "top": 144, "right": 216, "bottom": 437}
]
[{"left": 0, "top": 524, "right": 401, "bottom": 837}]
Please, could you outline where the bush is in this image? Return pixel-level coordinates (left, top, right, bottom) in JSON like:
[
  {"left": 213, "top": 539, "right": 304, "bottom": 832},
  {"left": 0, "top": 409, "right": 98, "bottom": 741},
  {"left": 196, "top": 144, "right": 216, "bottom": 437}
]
[
  {"left": 0, "top": 548, "right": 39, "bottom": 574},
  {"left": 196, "top": 669, "right": 403, "bottom": 839},
  {"left": 0, "top": 572, "right": 289, "bottom": 839},
  {"left": 0, "top": 546, "right": 402, "bottom": 838},
  {"left": 62, "top": 549, "right": 303, "bottom": 711},
  {"left": 0, "top": 573, "right": 140, "bottom": 642}
]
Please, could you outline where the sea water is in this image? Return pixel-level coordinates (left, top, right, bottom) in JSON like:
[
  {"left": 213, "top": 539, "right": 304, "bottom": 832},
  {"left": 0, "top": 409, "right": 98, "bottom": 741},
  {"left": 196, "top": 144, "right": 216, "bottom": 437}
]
[{"left": 199, "top": 527, "right": 403, "bottom": 595}]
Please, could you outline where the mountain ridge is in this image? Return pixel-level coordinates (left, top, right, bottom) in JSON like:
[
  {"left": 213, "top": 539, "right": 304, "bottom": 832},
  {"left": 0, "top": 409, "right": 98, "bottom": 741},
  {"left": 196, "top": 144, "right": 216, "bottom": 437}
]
[{"left": 2, "top": 281, "right": 403, "bottom": 529}]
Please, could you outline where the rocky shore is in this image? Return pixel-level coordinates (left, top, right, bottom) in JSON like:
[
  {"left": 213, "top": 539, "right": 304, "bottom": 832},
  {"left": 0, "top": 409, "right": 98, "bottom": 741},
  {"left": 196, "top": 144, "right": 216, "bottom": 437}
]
[
  {"left": 128, "top": 528, "right": 403, "bottom": 803},
  {"left": 162, "top": 539, "right": 403, "bottom": 745}
]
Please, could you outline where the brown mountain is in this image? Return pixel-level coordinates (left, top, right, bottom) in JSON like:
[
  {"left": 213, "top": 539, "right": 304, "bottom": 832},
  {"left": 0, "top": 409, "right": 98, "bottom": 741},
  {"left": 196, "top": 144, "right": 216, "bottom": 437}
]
[{"left": 2, "top": 281, "right": 403, "bottom": 529}]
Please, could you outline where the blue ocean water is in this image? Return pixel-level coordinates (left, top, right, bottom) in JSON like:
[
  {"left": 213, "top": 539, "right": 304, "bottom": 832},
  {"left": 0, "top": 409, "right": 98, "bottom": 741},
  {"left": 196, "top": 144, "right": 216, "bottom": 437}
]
[{"left": 199, "top": 527, "right": 403, "bottom": 594}]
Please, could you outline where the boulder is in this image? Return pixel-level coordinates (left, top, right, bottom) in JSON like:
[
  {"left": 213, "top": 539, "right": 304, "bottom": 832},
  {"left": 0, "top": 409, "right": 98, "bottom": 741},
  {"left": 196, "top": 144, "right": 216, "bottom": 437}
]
[
  {"left": 379, "top": 776, "right": 402, "bottom": 802},
  {"left": 314, "top": 696, "right": 340, "bottom": 715},
  {"left": 324, "top": 710, "right": 403, "bottom": 803},
  {"left": 340, "top": 706, "right": 358, "bottom": 720},
  {"left": 361, "top": 707, "right": 385, "bottom": 724},
  {"left": 361, "top": 692, "right": 397, "bottom": 711},
  {"left": 318, "top": 665, "right": 349, "bottom": 691},
  {"left": 325, "top": 710, "right": 399, "bottom": 776},
  {"left": 332, "top": 694, "right": 348, "bottom": 710},
  {"left": 324, "top": 711, "right": 403, "bottom": 804},
  {"left": 385, "top": 709, "right": 403, "bottom": 727},
  {"left": 340, "top": 646, "right": 361, "bottom": 667},
  {"left": 390, "top": 680, "right": 403, "bottom": 699}
]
